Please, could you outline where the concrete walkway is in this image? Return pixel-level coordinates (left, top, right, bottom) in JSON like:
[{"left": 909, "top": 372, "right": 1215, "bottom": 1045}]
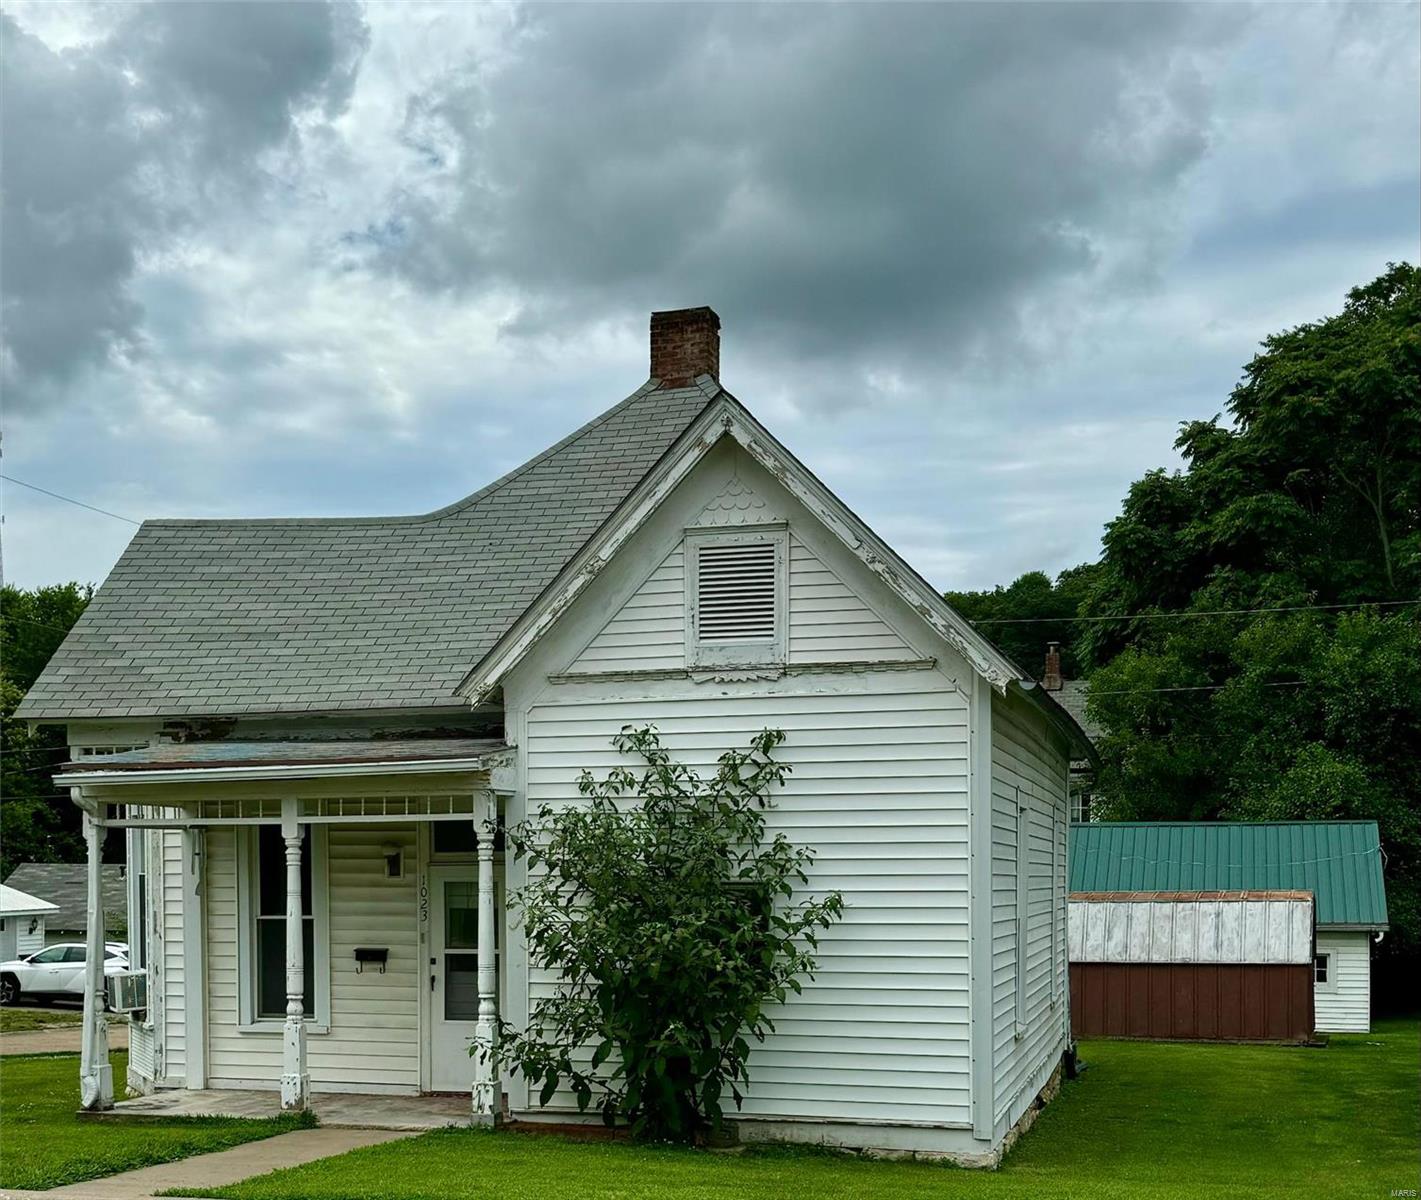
[
  {"left": 0, "top": 1022, "right": 127, "bottom": 1056},
  {"left": 0, "top": 1127, "right": 416, "bottom": 1200}
]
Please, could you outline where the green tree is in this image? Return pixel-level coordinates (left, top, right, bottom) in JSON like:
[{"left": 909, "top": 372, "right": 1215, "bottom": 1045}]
[
  {"left": 1082, "top": 264, "right": 1421, "bottom": 962},
  {"left": 945, "top": 562, "right": 1101, "bottom": 677},
  {"left": 494, "top": 726, "right": 843, "bottom": 1142},
  {"left": 1, "top": 583, "right": 93, "bottom": 877}
]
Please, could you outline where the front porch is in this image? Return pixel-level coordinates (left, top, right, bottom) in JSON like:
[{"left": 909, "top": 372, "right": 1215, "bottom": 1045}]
[
  {"left": 59, "top": 738, "right": 516, "bottom": 1122},
  {"left": 95, "top": 1087, "right": 483, "bottom": 1131}
]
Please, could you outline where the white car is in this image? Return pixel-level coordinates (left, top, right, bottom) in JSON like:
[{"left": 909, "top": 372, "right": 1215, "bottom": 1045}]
[{"left": 0, "top": 942, "right": 130, "bottom": 1007}]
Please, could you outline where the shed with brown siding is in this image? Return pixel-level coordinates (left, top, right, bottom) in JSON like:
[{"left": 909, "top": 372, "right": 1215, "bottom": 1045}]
[{"left": 1068, "top": 891, "right": 1315, "bottom": 1042}]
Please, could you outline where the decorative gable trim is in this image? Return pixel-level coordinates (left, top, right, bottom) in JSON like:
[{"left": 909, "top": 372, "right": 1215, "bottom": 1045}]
[
  {"left": 689, "top": 475, "right": 783, "bottom": 528},
  {"left": 457, "top": 386, "right": 1082, "bottom": 756}
]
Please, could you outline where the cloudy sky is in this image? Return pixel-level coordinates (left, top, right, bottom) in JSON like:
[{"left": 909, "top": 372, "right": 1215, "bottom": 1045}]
[{"left": 2, "top": 1, "right": 1417, "bottom": 594}]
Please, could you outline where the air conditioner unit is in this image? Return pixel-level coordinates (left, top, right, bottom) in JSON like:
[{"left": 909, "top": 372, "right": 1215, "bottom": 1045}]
[{"left": 106, "top": 972, "right": 148, "bottom": 1013}]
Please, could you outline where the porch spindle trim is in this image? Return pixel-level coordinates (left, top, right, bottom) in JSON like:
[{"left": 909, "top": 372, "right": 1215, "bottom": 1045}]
[
  {"left": 472, "top": 788, "right": 500, "bottom": 1124},
  {"left": 280, "top": 798, "right": 310, "bottom": 1110}
]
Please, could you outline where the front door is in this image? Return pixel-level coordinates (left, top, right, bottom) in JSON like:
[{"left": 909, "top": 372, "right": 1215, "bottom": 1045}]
[{"left": 428, "top": 867, "right": 500, "bottom": 1092}]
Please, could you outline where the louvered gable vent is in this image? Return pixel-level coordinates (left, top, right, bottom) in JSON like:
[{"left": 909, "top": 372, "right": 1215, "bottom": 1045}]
[{"left": 697, "top": 542, "right": 777, "bottom": 641}]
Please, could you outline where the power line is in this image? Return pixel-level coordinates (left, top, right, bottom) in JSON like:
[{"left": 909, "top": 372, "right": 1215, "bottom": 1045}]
[
  {"left": 1, "top": 475, "right": 142, "bottom": 526},
  {"left": 969, "top": 599, "right": 1421, "bottom": 625},
  {"left": 2, "top": 615, "right": 83, "bottom": 637},
  {"left": 1083, "top": 680, "right": 1308, "bottom": 697}
]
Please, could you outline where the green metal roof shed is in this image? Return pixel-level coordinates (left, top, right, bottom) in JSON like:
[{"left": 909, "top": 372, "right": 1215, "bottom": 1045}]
[{"left": 1068, "top": 821, "right": 1388, "bottom": 930}]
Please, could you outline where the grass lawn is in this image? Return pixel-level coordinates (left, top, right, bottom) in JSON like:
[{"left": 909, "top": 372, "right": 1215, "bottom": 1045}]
[
  {"left": 0, "top": 1005, "right": 86, "bottom": 1033},
  {"left": 0, "top": 1052, "right": 312, "bottom": 1191},
  {"left": 185, "top": 1020, "right": 1419, "bottom": 1200}
]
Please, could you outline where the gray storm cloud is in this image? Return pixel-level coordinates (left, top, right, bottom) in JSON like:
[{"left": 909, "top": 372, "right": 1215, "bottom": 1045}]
[
  {"left": 0, "top": 1, "right": 1415, "bottom": 593},
  {"left": 0, "top": 1, "right": 369, "bottom": 412},
  {"left": 362, "top": 3, "right": 1231, "bottom": 368}
]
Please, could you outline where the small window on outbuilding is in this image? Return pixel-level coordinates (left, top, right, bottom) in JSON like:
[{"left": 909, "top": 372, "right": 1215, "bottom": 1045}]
[
  {"left": 1314, "top": 953, "right": 1330, "bottom": 985},
  {"left": 685, "top": 527, "right": 787, "bottom": 669}
]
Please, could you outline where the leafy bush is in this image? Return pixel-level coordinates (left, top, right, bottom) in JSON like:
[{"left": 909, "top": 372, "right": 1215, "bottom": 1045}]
[{"left": 493, "top": 725, "right": 843, "bottom": 1142}]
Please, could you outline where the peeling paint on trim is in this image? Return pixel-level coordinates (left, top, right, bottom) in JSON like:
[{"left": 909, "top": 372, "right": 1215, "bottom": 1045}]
[
  {"left": 546, "top": 658, "right": 940, "bottom": 687},
  {"left": 459, "top": 392, "right": 1062, "bottom": 735}
]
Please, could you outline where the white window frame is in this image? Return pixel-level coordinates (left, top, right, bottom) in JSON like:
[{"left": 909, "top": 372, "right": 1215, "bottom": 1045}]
[
  {"left": 1313, "top": 952, "right": 1334, "bottom": 991},
  {"left": 1070, "top": 790, "right": 1093, "bottom": 824},
  {"left": 235, "top": 825, "right": 330, "bottom": 1033},
  {"left": 684, "top": 525, "right": 788, "bottom": 669}
]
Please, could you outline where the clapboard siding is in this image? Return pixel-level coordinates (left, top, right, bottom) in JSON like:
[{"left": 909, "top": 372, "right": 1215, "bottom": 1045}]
[
  {"left": 568, "top": 536, "right": 913, "bottom": 674},
  {"left": 205, "top": 824, "right": 420, "bottom": 1091},
  {"left": 522, "top": 675, "right": 973, "bottom": 1127},
  {"left": 786, "top": 538, "right": 913, "bottom": 662},
  {"left": 990, "top": 690, "right": 1068, "bottom": 1124},
  {"left": 1314, "top": 930, "right": 1371, "bottom": 1032},
  {"left": 161, "top": 829, "right": 186, "bottom": 1079},
  {"left": 572, "top": 547, "right": 685, "bottom": 671}
]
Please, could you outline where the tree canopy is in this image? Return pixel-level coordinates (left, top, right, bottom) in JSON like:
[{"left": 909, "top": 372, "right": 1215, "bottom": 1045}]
[
  {"left": 1079, "top": 263, "right": 1420, "bottom": 956},
  {"left": 1, "top": 583, "right": 93, "bottom": 876},
  {"left": 945, "top": 563, "right": 1101, "bottom": 677}
]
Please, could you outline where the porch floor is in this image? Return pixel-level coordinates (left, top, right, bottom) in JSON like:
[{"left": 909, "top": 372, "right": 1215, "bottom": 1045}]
[{"left": 103, "top": 1089, "right": 479, "bottom": 1131}]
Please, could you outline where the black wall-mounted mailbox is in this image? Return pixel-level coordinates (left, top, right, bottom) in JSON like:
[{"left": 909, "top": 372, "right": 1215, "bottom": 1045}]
[{"left": 354, "top": 947, "right": 389, "bottom": 974}]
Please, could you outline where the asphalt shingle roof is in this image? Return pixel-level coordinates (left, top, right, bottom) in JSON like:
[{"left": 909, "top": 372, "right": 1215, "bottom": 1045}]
[
  {"left": 1053, "top": 679, "right": 1101, "bottom": 744},
  {"left": 1068, "top": 821, "right": 1388, "bottom": 929},
  {"left": 18, "top": 381, "right": 717, "bottom": 720},
  {"left": 4, "top": 864, "right": 127, "bottom": 933}
]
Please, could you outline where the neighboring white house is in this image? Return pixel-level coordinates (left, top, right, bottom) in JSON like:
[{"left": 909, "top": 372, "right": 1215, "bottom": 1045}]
[
  {"left": 3, "top": 863, "right": 128, "bottom": 951},
  {"left": 0, "top": 884, "right": 58, "bottom": 961},
  {"left": 18, "top": 308, "right": 1091, "bottom": 1164}
]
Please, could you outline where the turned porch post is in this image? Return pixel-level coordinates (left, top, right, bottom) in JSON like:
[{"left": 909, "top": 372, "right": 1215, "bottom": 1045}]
[
  {"left": 472, "top": 788, "right": 499, "bottom": 1124},
  {"left": 78, "top": 801, "right": 114, "bottom": 1110},
  {"left": 280, "top": 798, "right": 309, "bottom": 1110}
]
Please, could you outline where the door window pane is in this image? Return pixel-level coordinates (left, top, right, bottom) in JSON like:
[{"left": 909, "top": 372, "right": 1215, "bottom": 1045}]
[
  {"left": 445, "top": 882, "right": 478, "bottom": 949},
  {"left": 444, "top": 953, "right": 479, "bottom": 1021},
  {"left": 63, "top": 946, "right": 87, "bottom": 963}
]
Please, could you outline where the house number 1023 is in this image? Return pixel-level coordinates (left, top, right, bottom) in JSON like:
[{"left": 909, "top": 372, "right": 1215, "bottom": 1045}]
[{"left": 418, "top": 878, "right": 429, "bottom": 925}]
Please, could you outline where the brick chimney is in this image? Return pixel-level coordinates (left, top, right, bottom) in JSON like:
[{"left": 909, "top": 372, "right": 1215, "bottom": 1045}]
[
  {"left": 650, "top": 307, "right": 720, "bottom": 387},
  {"left": 1043, "top": 642, "right": 1063, "bottom": 691}
]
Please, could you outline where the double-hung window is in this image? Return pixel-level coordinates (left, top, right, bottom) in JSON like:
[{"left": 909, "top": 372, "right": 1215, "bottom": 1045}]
[
  {"left": 239, "top": 826, "right": 328, "bottom": 1028},
  {"left": 685, "top": 527, "right": 788, "bottom": 669}
]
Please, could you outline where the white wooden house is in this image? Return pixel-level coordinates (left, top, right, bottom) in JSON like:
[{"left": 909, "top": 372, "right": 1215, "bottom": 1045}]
[
  {"left": 19, "top": 308, "right": 1090, "bottom": 1165},
  {"left": 0, "top": 884, "right": 58, "bottom": 962}
]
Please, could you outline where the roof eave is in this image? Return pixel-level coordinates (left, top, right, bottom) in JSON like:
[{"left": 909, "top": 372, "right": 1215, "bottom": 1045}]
[
  {"left": 1014, "top": 680, "right": 1099, "bottom": 766},
  {"left": 60, "top": 754, "right": 505, "bottom": 787}
]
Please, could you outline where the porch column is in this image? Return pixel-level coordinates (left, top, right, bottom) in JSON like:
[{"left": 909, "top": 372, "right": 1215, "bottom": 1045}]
[
  {"left": 280, "top": 799, "right": 309, "bottom": 1110},
  {"left": 79, "top": 804, "right": 114, "bottom": 1110},
  {"left": 472, "top": 789, "right": 499, "bottom": 1124}
]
